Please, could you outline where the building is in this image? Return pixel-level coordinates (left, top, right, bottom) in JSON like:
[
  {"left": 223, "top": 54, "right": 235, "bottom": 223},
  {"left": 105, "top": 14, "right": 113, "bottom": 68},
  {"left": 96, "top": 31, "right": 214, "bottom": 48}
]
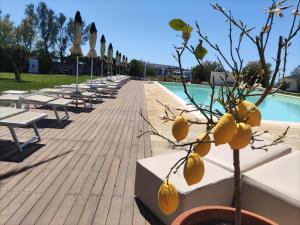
[
  {"left": 147, "top": 62, "right": 191, "bottom": 80},
  {"left": 285, "top": 74, "right": 300, "bottom": 92},
  {"left": 210, "top": 71, "right": 235, "bottom": 86}
]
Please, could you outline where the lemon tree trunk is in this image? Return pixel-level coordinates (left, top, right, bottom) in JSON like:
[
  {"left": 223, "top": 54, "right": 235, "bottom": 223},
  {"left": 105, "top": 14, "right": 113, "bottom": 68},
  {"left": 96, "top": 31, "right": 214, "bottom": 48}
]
[{"left": 233, "top": 150, "right": 241, "bottom": 225}]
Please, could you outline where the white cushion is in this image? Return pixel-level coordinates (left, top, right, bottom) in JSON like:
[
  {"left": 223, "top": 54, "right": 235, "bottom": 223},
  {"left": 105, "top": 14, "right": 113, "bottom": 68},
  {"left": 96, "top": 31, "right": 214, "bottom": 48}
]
[
  {"left": 242, "top": 151, "right": 300, "bottom": 225},
  {"left": 205, "top": 140, "right": 291, "bottom": 172},
  {"left": 135, "top": 151, "right": 234, "bottom": 225}
]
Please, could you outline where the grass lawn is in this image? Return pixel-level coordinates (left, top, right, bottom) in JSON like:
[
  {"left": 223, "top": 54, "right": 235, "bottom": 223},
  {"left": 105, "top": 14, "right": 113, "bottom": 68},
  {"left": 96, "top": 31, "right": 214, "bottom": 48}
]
[{"left": 0, "top": 73, "right": 92, "bottom": 92}]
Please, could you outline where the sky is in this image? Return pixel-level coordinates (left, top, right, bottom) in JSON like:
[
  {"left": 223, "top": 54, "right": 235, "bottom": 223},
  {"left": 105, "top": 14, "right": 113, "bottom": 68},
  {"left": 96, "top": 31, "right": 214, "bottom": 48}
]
[{"left": 1, "top": 0, "right": 299, "bottom": 74}]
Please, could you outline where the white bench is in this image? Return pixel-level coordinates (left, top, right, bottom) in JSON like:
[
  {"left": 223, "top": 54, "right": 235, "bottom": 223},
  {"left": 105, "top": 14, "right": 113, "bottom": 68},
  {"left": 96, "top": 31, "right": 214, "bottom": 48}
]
[
  {"left": 241, "top": 151, "right": 300, "bottom": 225},
  {"left": 135, "top": 151, "right": 234, "bottom": 225}
]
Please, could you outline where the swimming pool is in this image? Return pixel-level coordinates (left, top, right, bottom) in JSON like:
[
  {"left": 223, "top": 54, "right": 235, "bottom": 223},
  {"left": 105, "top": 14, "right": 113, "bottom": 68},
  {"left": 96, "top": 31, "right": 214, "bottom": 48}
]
[{"left": 159, "top": 82, "right": 300, "bottom": 123}]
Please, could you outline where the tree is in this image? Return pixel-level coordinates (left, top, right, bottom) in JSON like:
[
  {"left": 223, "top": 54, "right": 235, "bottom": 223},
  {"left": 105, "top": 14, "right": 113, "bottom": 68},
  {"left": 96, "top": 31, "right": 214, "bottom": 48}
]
[
  {"left": 139, "top": 1, "right": 299, "bottom": 224},
  {"left": 146, "top": 67, "right": 156, "bottom": 77},
  {"left": 128, "top": 59, "right": 144, "bottom": 77},
  {"left": 17, "top": 3, "right": 37, "bottom": 53},
  {"left": 18, "top": 16, "right": 36, "bottom": 52},
  {"left": 242, "top": 61, "right": 272, "bottom": 87},
  {"left": 0, "top": 13, "right": 29, "bottom": 80},
  {"left": 0, "top": 12, "right": 15, "bottom": 46},
  {"left": 290, "top": 65, "right": 300, "bottom": 76},
  {"left": 35, "top": 2, "right": 59, "bottom": 55},
  {"left": 191, "top": 60, "right": 224, "bottom": 83},
  {"left": 56, "top": 12, "right": 68, "bottom": 70}
]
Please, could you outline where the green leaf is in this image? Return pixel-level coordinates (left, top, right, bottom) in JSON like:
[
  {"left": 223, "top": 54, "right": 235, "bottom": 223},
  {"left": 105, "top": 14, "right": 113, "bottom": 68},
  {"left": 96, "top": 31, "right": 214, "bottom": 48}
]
[
  {"left": 169, "top": 19, "right": 187, "bottom": 31},
  {"left": 181, "top": 26, "right": 193, "bottom": 40},
  {"left": 195, "top": 44, "right": 208, "bottom": 60},
  {"left": 182, "top": 26, "right": 193, "bottom": 33}
]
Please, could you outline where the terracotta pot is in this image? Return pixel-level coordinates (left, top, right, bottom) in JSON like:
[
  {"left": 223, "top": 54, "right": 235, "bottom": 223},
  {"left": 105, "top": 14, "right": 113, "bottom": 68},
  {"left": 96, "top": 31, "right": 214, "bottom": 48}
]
[{"left": 171, "top": 206, "right": 278, "bottom": 225}]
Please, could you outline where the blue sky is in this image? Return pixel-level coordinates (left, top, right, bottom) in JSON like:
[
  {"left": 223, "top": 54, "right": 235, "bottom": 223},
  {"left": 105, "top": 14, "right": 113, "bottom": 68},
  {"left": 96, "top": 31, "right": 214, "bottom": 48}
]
[{"left": 1, "top": 0, "right": 299, "bottom": 74}]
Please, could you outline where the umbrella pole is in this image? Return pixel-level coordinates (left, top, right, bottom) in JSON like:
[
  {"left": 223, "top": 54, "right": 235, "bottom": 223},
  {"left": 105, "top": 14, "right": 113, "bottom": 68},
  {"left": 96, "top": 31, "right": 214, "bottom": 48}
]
[
  {"left": 76, "top": 55, "right": 79, "bottom": 107},
  {"left": 90, "top": 58, "right": 93, "bottom": 87},
  {"left": 101, "top": 60, "right": 104, "bottom": 80}
]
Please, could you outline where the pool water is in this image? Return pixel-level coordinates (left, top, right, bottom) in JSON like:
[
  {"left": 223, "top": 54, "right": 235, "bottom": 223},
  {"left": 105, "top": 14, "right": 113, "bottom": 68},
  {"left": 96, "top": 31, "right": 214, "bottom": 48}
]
[{"left": 160, "top": 82, "right": 300, "bottom": 123}]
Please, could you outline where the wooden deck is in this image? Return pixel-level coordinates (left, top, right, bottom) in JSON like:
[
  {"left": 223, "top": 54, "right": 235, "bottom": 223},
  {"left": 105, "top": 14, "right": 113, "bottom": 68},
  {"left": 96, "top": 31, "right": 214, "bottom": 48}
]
[{"left": 0, "top": 80, "right": 162, "bottom": 225}]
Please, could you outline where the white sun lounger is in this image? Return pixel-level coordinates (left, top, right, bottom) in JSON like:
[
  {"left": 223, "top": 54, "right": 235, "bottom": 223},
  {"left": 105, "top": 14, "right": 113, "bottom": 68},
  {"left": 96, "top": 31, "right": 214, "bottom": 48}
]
[
  {"left": 20, "top": 94, "right": 72, "bottom": 123},
  {"left": 49, "top": 87, "right": 99, "bottom": 107},
  {"left": 0, "top": 94, "right": 72, "bottom": 123},
  {"left": 0, "top": 107, "right": 47, "bottom": 152}
]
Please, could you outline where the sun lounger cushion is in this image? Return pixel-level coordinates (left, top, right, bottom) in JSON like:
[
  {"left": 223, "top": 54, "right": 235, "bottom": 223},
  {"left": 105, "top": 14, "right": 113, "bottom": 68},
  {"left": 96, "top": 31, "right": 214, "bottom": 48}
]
[
  {"left": 48, "top": 98, "right": 73, "bottom": 106},
  {"left": 0, "top": 107, "right": 27, "bottom": 120},
  {"left": 135, "top": 151, "right": 234, "bottom": 225},
  {"left": 22, "top": 94, "right": 55, "bottom": 103},
  {"left": 241, "top": 151, "right": 300, "bottom": 225},
  {"left": 1, "top": 90, "right": 29, "bottom": 95},
  {"left": 204, "top": 139, "right": 291, "bottom": 172},
  {"left": 0, "top": 94, "right": 20, "bottom": 102},
  {"left": 0, "top": 112, "right": 47, "bottom": 126}
]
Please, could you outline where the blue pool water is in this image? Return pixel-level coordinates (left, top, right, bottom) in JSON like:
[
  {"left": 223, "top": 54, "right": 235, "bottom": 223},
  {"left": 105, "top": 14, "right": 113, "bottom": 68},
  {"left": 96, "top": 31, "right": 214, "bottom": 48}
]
[{"left": 160, "top": 82, "right": 300, "bottom": 123}]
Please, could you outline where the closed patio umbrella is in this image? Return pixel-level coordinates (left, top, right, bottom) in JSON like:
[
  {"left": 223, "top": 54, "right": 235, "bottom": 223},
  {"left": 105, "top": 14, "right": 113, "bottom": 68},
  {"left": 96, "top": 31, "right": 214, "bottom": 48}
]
[
  {"left": 69, "top": 11, "right": 83, "bottom": 107},
  {"left": 122, "top": 55, "right": 125, "bottom": 74},
  {"left": 100, "top": 35, "right": 106, "bottom": 78},
  {"left": 118, "top": 52, "right": 122, "bottom": 75},
  {"left": 87, "top": 22, "right": 97, "bottom": 87},
  {"left": 107, "top": 43, "right": 113, "bottom": 76},
  {"left": 125, "top": 57, "right": 128, "bottom": 75},
  {"left": 115, "top": 50, "right": 119, "bottom": 75}
]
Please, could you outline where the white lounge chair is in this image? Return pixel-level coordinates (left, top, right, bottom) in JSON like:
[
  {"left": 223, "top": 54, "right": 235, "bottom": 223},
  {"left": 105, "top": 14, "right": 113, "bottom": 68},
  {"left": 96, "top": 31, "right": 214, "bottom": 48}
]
[
  {"left": 0, "top": 106, "right": 47, "bottom": 152},
  {"left": 0, "top": 94, "right": 72, "bottom": 123}
]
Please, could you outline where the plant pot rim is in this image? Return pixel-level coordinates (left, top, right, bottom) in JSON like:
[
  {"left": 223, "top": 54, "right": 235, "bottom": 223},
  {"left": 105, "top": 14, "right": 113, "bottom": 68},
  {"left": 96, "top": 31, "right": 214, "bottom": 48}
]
[{"left": 171, "top": 205, "right": 278, "bottom": 225}]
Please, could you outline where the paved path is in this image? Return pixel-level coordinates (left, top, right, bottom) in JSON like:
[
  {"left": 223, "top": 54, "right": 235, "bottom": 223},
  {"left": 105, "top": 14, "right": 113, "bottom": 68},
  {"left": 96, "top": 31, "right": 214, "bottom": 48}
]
[{"left": 0, "top": 80, "right": 162, "bottom": 225}]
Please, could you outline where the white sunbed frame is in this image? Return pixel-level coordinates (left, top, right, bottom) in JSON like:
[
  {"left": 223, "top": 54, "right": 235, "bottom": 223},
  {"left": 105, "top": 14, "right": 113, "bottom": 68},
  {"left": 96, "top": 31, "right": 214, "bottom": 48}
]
[
  {"left": 20, "top": 94, "right": 72, "bottom": 123},
  {"left": 0, "top": 107, "right": 47, "bottom": 152},
  {"left": 40, "top": 88, "right": 97, "bottom": 109}
]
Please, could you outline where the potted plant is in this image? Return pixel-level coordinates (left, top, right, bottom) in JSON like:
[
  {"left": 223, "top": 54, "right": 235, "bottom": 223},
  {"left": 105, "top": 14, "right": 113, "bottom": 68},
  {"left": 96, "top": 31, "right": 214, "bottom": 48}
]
[{"left": 138, "top": 1, "right": 300, "bottom": 225}]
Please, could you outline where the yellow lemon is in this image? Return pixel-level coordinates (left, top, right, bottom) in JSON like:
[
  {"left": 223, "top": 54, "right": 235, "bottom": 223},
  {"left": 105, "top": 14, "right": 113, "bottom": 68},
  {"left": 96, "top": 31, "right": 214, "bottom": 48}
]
[
  {"left": 157, "top": 181, "right": 179, "bottom": 215},
  {"left": 183, "top": 153, "right": 205, "bottom": 186},
  {"left": 172, "top": 116, "right": 189, "bottom": 142},
  {"left": 236, "top": 100, "right": 261, "bottom": 127},
  {"left": 212, "top": 113, "right": 237, "bottom": 146},
  {"left": 229, "top": 122, "right": 252, "bottom": 149},
  {"left": 193, "top": 133, "right": 211, "bottom": 157}
]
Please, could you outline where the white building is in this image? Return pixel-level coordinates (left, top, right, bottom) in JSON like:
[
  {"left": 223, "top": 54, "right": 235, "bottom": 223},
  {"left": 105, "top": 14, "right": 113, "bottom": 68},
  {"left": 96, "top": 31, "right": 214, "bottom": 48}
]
[
  {"left": 210, "top": 71, "right": 235, "bottom": 86},
  {"left": 147, "top": 63, "right": 191, "bottom": 80}
]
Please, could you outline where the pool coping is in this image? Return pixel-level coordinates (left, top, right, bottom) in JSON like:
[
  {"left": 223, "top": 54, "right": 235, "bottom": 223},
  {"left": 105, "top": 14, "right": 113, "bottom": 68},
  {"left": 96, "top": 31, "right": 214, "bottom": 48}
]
[{"left": 155, "top": 81, "right": 300, "bottom": 127}]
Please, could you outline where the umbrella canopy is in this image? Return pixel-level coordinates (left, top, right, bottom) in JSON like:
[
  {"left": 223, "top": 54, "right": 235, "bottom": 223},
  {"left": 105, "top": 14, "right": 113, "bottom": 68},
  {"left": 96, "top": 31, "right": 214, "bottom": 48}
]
[
  {"left": 69, "top": 11, "right": 83, "bottom": 56},
  {"left": 87, "top": 22, "right": 97, "bottom": 58},
  {"left": 100, "top": 35, "right": 106, "bottom": 60},
  {"left": 107, "top": 43, "right": 113, "bottom": 64},
  {"left": 115, "top": 50, "right": 119, "bottom": 66}
]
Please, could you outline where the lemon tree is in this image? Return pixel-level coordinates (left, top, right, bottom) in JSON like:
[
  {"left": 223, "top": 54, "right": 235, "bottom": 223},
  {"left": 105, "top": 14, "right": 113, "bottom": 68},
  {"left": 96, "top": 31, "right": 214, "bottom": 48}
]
[{"left": 138, "top": 2, "right": 297, "bottom": 224}]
